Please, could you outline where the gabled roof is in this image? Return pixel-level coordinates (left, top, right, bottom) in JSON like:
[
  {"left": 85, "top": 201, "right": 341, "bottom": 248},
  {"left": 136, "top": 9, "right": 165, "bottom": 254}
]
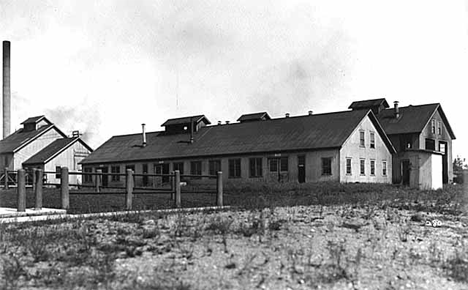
[
  {"left": 348, "top": 98, "right": 389, "bottom": 110},
  {"left": 237, "top": 112, "right": 271, "bottom": 122},
  {"left": 20, "top": 115, "right": 51, "bottom": 125},
  {"left": 23, "top": 137, "right": 93, "bottom": 165},
  {"left": 0, "top": 124, "right": 67, "bottom": 154},
  {"left": 161, "top": 115, "right": 211, "bottom": 127},
  {"left": 81, "top": 110, "right": 395, "bottom": 164},
  {"left": 377, "top": 103, "right": 456, "bottom": 139}
]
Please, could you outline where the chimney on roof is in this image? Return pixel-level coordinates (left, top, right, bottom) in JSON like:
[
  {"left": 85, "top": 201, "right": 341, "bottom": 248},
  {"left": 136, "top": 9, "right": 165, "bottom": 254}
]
[
  {"left": 308, "top": 110, "right": 313, "bottom": 116},
  {"left": 141, "top": 123, "right": 147, "bottom": 147},
  {"left": 394, "top": 101, "right": 400, "bottom": 118},
  {"left": 285, "top": 113, "right": 290, "bottom": 118},
  {"left": 225, "top": 121, "right": 230, "bottom": 124},
  {"left": 72, "top": 130, "right": 80, "bottom": 138},
  {"left": 3, "top": 41, "right": 11, "bottom": 139}
]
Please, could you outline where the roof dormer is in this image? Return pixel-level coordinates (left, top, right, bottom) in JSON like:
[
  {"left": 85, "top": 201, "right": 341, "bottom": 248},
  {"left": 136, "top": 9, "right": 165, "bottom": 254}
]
[
  {"left": 161, "top": 115, "right": 211, "bottom": 134},
  {"left": 237, "top": 112, "right": 271, "bottom": 123},
  {"left": 21, "top": 116, "right": 52, "bottom": 132},
  {"left": 349, "top": 98, "right": 389, "bottom": 115}
]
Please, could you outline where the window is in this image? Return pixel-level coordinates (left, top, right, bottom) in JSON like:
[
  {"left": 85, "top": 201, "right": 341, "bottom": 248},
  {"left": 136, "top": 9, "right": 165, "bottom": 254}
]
[
  {"left": 268, "top": 157, "right": 288, "bottom": 172},
  {"left": 360, "top": 159, "right": 365, "bottom": 175},
  {"left": 173, "top": 162, "right": 184, "bottom": 174},
  {"left": 322, "top": 158, "right": 332, "bottom": 175},
  {"left": 125, "top": 165, "right": 135, "bottom": 173},
  {"left": 370, "top": 160, "right": 375, "bottom": 176},
  {"left": 370, "top": 132, "right": 375, "bottom": 149},
  {"left": 190, "top": 161, "right": 202, "bottom": 178},
  {"left": 382, "top": 161, "right": 387, "bottom": 176},
  {"left": 209, "top": 160, "right": 221, "bottom": 176},
  {"left": 439, "top": 143, "right": 446, "bottom": 154},
  {"left": 228, "top": 159, "right": 241, "bottom": 178},
  {"left": 431, "top": 119, "right": 436, "bottom": 134},
  {"left": 249, "top": 158, "right": 263, "bottom": 178},
  {"left": 346, "top": 158, "right": 352, "bottom": 175},
  {"left": 111, "top": 166, "right": 120, "bottom": 181},
  {"left": 280, "top": 157, "right": 288, "bottom": 172},
  {"left": 84, "top": 167, "right": 93, "bottom": 183},
  {"left": 360, "top": 131, "right": 365, "bottom": 147},
  {"left": 269, "top": 158, "right": 278, "bottom": 172},
  {"left": 142, "top": 164, "right": 148, "bottom": 186},
  {"left": 438, "top": 121, "right": 442, "bottom": 135},
  {"left": 425, "top": 138, "right": 436, "bottom": 151},
  {"left": 56, "top": 166, "right": 61, "bottom": 179}
]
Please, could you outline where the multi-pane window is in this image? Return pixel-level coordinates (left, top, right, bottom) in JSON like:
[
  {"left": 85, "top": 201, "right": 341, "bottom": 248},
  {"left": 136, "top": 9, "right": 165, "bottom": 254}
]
[
  {"left": 249, "top": 158, "right": 263, "bottom": 178},
  {"left": 370, "top": 132, "right": 375, "bottom": 149},
  {"left": 268, "top": 157, "right": 288, "bottom": 172},
  {"left": 84, "top": 167, "right": 93, "bottom": 183},
  {"left": 111, "top": 166, "right": 120, "bottom": 181},
  {"left": 173, "top": 162, "right": 184, "bottom": 174},
  {"left": 360, "top": 131, "right": 365, "bottom": 147},
  {"left": 382, "top": 161, "right": 387, "bottom": 176},
  {"left": 228, "top": 159, "right": 241, "bottom": 178},
  {"left": 346, "top": 158, "right": 352, "bottom": 175},
  {"left": 425, "top": 138, "right": 436, "bottom": 151},
  {"left": 142, "top": 164, "right": 148, "bottom": 186},
  {"left": 125, "top": 165, "right": 135, "bottom": 173},
  {"left": 56, "top": 166, "right": 61, "bottom": 179},
  {"left": 438, "top": 121, "right": 442, "bottom": 135},
  {"left": 322, "top": 158, "right": 332, "bottom": 175},
  {"left": 431, "top": 119, "right": 436, "bottom": 134},
  {"left": 190, "top": 161, "right": 202, "bottom": 178},
  {"left": 360, "top": 159, "right": 365, "bottom": 175},
  {"left": 209, "top": 160, "right": 221, "bottom": 176},
  {"left": 370, "top": 160, "right": 375, "bottom": 176}
]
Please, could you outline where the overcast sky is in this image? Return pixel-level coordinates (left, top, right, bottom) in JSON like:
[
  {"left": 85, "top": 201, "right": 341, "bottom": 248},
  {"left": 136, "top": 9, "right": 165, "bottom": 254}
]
[{"left": 1, "top": 0, "right": 468, "bottom": 159}]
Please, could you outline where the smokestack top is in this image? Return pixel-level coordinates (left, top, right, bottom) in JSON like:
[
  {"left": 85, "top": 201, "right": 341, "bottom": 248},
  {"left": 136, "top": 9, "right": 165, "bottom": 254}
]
[
  {"left": 394, "top": 101, "right": 400, "bottom": 118},
  {"left": 3, "top": 40, "right": 11, "bottom": 139}
]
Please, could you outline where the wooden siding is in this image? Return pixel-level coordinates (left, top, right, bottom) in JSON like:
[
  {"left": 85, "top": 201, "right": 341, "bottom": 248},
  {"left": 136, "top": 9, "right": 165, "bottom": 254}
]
[
  {"left": 340, "top": 115, "right": 393, "bottom": 183},
  {"left": 13, "top": 129, "right": 63, "bottom": 169},
  {"left": 43, "top": 142, "right": 92, "bottom": 185}
]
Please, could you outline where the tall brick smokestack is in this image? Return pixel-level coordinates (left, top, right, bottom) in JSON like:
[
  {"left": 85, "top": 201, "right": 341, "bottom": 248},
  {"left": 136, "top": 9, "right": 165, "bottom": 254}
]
[{"left": 3, "top": 41, "right": 11, "bottom": 139}]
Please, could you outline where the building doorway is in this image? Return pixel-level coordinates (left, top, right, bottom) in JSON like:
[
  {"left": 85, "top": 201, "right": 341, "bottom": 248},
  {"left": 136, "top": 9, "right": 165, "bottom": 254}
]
[
  {"left": 297, "top": 155, "right": 306, "bottom": 183},
  {"left": 402, "top": 160, "right": 411, "bottom": 186},
  {"left": 439, "top": 142, "right": 448, "bottom": 184},
  {"left": 101, "top": 167, "right": 109, "bottom": 187}
]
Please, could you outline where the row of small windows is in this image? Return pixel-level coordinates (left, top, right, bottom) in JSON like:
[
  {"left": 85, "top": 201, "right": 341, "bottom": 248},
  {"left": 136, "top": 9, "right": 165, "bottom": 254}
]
[
  {"left": 359, "top": 131, "right": 376, "bottom": 149},
  {"left": 346, "top": 158, "right": 387, "bottom": 176},
  {"left": 84, "top": 157, "right": 291, "bottom": 182}
]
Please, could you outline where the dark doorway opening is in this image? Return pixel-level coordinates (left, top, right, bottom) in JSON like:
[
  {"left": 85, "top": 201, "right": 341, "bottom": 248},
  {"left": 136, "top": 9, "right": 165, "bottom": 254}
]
[
  {"left": 402, "top": 160, "right": 411, "bottom": 186},
  {"left": 101, "top": 167, "right": 109, "bottom": 187},
  {"left": 298, "top": 155, "right": 306, "bottom": 183},
  {"left": 439, "top": 142, "right": 448, "bottom": 183}
]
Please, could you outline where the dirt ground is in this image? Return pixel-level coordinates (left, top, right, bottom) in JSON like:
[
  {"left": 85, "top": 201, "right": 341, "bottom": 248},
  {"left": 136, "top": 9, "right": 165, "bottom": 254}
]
[{"left": 1, "top": 204, "right": 467, "bottom": 289}]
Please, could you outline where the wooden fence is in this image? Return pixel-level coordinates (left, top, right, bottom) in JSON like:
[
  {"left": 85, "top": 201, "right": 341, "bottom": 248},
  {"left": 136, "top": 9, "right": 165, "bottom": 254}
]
[{"left": 11, "top": 167, "right": 223, "bottom": 212}]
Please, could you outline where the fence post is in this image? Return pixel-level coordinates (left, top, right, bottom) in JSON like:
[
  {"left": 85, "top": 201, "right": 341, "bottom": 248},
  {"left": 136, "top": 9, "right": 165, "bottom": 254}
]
[
  {"left": 217, "top": 171, "right": 223, "bottom": 207},
  {"left": 174, "top": 170, "right": 181, "bottom": 208},
  {"left": 96, "top": 169, "right": 101, "bottom": 193},
  {"left": 17, "top": 169, "right": 26, "bottom": 212},
  {"left": 126, "top": 169, "right": 133, "bottom": 210},
  {"left": 61, "top": 167, "right": 69, "bottom": 210},
  {"left": 34, "top": 169, "right": 44, "bottom": 210},
  {"left": 4, "top": 167, "right": 8, "bottom": 189}
]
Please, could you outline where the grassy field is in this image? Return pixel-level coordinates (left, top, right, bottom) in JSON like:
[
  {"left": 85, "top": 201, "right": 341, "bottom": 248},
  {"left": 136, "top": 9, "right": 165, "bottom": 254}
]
[{"left": 0, "top": 182, "right": 467, "bottom": 289}]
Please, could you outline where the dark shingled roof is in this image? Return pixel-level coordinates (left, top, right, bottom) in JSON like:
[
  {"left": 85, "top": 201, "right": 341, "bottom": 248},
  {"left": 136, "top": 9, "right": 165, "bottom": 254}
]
[
  {"left": 81, "top": 110, "right": 395, "bottom": 164},
  {"left": 20, "top": 115, "right": 50, "bottom": 125},
  {"left": 377, "top": 103, "right": 456, "bottom": 139},
  {"left": 348, "top": 98, "right": 389, "bottom": 110},
  {"left": 237, "top": 112, "right": 271, "bottom": 122},
  {"left": 23, "top": 138, "right": 84, "bottom": 165},
  {"left": 0, "top": 125, "right": 63, "bottom": 153},
  {"left": 161, "top": 115, "right": 211, "bottom": 127}
]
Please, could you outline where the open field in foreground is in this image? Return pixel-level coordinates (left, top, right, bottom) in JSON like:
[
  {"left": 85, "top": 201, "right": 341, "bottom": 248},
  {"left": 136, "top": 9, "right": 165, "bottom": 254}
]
[{"left": 0, "top": 183, "right": 467, "bottom": 289}]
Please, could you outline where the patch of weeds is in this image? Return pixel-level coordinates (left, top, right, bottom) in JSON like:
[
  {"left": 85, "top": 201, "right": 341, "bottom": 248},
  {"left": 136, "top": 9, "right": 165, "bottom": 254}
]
[
  {"left": 205, "top": 216, "right": 233, "bottom": 235},
  {"left": 1, "top": 254, "right": 28, "bottom": 290},
  {"left": 444, "top": 253, "right": 468, "bottom": 283}
]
